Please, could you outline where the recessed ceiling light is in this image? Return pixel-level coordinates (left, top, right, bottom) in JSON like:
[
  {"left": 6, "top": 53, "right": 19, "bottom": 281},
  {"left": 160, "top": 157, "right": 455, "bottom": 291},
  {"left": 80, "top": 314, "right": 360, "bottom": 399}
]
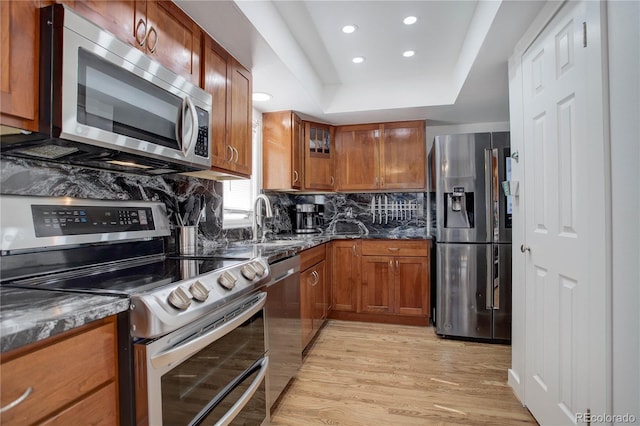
[
  {"left": 403, "top": 16, "right": 417, "bottom": 25},
  {"left": 252, "top": 92, "right": 272, "bottom": 102},
  {"left": 352, "top": 56, "right": 365, "bottom": 64},
  {"left": 342, "top": 24, "right": 358, "bottom": 34},
  {"left": 403, "top": 50, "right": 415, "bottom": 57}
]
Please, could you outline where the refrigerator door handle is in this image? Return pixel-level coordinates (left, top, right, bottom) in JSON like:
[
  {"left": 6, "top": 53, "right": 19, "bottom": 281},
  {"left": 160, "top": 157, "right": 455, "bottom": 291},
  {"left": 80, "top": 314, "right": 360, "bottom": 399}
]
[
  {"left": 493, "top": 246, "right": 500, "bottom": 310},
  {"left": 484, "top": 149, "right": 494, "bottom": 239},
  {"left": 486, "top": 247, "right": 494, "bottom": 310}
]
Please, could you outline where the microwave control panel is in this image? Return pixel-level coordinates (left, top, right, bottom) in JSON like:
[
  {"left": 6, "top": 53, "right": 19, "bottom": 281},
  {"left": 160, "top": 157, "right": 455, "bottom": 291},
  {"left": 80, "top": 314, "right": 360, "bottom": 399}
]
[{"left": 31, "top": 205, "right": 156, "bottom": 237}]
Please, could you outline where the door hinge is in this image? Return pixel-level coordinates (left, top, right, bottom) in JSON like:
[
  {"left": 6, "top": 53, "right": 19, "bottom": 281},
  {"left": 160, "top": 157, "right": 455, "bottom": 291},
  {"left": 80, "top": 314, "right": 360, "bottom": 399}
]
[{"left": 583, "top": 22, "right": 587, "bottom": 47}]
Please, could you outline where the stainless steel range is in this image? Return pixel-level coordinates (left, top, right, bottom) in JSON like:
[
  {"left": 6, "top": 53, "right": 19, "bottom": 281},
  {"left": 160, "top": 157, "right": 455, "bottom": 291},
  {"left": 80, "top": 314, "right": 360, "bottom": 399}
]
[{"left": 0, "top": 195, "right": 272, "bottom": 425}]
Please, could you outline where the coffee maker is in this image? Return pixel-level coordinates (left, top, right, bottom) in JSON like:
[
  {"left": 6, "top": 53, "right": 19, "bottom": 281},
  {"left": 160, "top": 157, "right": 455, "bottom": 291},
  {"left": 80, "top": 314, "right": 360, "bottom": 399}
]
[{"left": 293, "top": 204, "right": 322, "bottom": 234}]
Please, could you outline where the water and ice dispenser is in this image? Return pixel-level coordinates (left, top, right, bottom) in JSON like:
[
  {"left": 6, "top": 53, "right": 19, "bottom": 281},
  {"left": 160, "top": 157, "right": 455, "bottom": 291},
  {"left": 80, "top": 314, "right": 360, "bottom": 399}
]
[{"left": 444, "top": 186, "right": 474, "bottom": 229}]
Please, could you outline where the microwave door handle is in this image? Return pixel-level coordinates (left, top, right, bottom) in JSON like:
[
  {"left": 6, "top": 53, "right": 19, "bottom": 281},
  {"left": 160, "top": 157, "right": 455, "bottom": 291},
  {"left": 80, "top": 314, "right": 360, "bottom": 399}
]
[{"left": 182, "top": 96, "right": 199, "bottom": 157}]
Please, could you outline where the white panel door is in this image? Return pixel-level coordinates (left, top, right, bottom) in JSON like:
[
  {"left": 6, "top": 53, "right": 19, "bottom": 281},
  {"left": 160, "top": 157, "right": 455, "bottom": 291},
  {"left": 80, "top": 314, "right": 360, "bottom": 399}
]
[{"left": 522, "top": 1, "right": 595, "bottom": 424}]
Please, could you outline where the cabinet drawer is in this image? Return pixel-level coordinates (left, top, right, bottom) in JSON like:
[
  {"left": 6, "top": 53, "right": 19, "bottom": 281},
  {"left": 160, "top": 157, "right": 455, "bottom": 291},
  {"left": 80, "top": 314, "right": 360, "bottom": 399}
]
[
  {"left": 0, "top": 321, "right": 117, "bottom": 425},
  {"left": 300, "top": 244, "right": 326, "bottom": 271},
  {"left": 40, "top": 382, "right": 118, "bottom": 426},
  {"left": 361, "top": 240, "right": 429, "bottom": 257}
]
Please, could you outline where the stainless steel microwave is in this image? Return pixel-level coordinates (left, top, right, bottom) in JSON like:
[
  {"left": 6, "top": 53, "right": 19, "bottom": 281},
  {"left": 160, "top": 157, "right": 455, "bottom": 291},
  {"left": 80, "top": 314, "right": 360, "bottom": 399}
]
[{"left": 1, "top": 5, "right": 211, "bottom": 175}]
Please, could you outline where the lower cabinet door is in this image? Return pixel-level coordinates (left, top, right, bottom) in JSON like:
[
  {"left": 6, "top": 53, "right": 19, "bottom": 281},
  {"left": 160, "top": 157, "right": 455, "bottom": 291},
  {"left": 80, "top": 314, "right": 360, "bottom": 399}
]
[
  {"left": 300, "top": 267, "right": 315, "bottom": 349},
  {"left": 394, "top": 256, "right": 429, "bottom": 316},
  {"left": 360, "top": 256, "right": 393, "bottom": 314}
]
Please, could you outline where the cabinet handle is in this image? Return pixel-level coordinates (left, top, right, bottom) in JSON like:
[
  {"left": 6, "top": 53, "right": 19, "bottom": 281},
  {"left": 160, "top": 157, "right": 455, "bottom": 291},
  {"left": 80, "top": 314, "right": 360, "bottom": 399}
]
[
  {"left": 135, "top": 19, "right": 147, "bottom": 46},
  {"left": 233, "top": 147, "right": 239, "bottom": 163},
  {"left": 389, "top": 260, "right": 393, "bottom": 268},
  {"left": 381, "top": 176, "right": 385, "bottom": 186},
  {"left": 293, "top": 170, "right": 299, "bottom": 183},
  {"left": 226, "top": 145, "right": 234, "bottom": 163},
  {"left": 330, "top": 176, "right": 335, "bottom": 186},
  {"left": 375, "top": 176, "right": 379, "bottom": 186},
  {"left": 311, "top": 270, "right": 319, "bottom": 286},
  {"left": 147, "top": 26, "right": 158, "bottom": 53},
  {"left": 396, "top": 260, "right": 399, "bottom": 269},
  {"left": 0, "top": 387, "right": 33, "bottom": 413},
  {"left": 387, "top": 247, "right": 400, "bottom": 252},
  {"left": 352, "top": 245, "right": 357, "bottom": 257},
  {"left": 520, "top": 244, "right": 531, "bottom": 253}
]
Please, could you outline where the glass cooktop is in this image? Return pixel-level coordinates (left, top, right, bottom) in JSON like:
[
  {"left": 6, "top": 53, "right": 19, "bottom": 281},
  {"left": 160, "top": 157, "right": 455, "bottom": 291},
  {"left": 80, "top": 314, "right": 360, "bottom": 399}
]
[{"left": 3, "top": 256, "right": 247, "bottom": 296}]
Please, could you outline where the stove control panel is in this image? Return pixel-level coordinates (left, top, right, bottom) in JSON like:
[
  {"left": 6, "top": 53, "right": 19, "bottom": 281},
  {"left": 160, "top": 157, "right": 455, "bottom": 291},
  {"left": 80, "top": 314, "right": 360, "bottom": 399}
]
[
  {"left": 31, "top": 205, "right": 156, "bottom": 237},
  {"left": 130, "top": 257, "right": 272, "bottom": 339}
]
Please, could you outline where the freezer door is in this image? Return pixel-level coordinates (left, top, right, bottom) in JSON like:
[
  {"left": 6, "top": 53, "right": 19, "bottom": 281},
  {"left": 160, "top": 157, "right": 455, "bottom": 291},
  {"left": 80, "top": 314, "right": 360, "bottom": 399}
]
[
  {"left": 435, "top": 133, "right": 492, "bottom": 243},
  {"left": 436, "top": 243, "right": 491, "bottom": 339},
  {"left": 491, "top": 243, "right": 512, "bottom": 340}
]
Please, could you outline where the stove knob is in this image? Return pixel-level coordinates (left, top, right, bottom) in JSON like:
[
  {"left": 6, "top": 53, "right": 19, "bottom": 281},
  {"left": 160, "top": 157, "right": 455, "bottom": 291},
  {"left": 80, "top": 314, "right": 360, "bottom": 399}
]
[
  {"left": 168, "top": 287, "right": 192, "bottom": 310},
  {"left": 252, "top": 261, "right": 266, "bottom": 277},
  {"left": 241, "top": 264, "right": 257, "bottom": 281},
  {"left": 190, "top": 280, "right": 209, "bottom": 302},
  {"left": 218, "top": 271, "right": 237, "bottom": 290}
]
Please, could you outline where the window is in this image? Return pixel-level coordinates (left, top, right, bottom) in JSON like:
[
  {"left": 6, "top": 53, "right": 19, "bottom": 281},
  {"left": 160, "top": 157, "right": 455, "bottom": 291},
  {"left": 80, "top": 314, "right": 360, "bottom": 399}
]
[
  {"left": 222, "top": 179, "right": 254, "bottom": 228},
  {"left": 222, "top": 114, "right": 261, "bottom": 229}
]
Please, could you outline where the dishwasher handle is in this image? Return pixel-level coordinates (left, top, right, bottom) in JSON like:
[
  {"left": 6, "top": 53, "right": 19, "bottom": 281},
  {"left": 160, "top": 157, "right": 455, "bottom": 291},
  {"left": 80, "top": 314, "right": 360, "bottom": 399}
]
[{"left": 265, "top": 256, "right": 300, "bottom": 287}]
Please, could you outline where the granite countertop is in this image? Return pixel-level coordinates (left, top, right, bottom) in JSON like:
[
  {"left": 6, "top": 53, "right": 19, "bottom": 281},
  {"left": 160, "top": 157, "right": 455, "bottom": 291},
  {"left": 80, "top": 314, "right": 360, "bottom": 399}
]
[
  {"left": 0, "top": 287, "right": 129, "bottom": 354},
  {"left": 203, "top": 229, "right": 433, "bottom": 264},
  {"left": 1, "top": 230, "right": 432, "bottom": 353}
]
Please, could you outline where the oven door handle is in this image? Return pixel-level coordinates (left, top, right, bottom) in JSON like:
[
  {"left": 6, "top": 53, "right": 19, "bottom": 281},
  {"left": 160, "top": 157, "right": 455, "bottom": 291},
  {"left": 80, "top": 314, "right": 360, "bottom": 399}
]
[
  {"left": 188, "top": 356, "right": 269, "bottom": 426},
  {"left": 150, "top": 293, "right": 266, "bottom": 369}
]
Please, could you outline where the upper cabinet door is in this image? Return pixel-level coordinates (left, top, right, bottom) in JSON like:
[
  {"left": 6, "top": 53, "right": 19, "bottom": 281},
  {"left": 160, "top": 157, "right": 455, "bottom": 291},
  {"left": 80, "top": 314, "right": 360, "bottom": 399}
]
[
  {"left": 380, "top": 121, "right": 426, "bottom": 190},
  {"left": 61, "top": 0, "right": 139, "bottom": 48},
  {"left": 145, "top": 0, "right": 201, "bottom": 86},
  {"left": 304, "top": 122, "right": 334, "bottom": 191},
  {"left": 228, "top": 58, "right": 252, "bottom": 177},
  {"left": 60, "top": 0, "right": 201, "bottom": 85},
  {"left": 0, "top": 0, "right": 39, "bottom": 131},
  {"left": 335, "top": 124, "right": 380, "bottom": 191},
  {"left": 203, "top": 36, "right": 231, "bottom": 170}
]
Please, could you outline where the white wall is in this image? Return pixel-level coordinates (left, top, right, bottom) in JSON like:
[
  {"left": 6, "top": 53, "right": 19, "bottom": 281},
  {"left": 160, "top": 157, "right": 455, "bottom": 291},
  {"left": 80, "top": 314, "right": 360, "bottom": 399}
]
[{"left": 608, "top": 1, "right": 640, "bottom": 422}]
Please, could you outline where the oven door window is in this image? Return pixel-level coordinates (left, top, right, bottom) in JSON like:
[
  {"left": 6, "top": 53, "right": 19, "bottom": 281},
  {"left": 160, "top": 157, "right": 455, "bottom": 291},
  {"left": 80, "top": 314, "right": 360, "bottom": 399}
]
[
  {"left": 76, "top": 48, "right": 182, "bottom": 151},
  {"left": 160, "top": 309, "right": 266, "bottom": 425}
]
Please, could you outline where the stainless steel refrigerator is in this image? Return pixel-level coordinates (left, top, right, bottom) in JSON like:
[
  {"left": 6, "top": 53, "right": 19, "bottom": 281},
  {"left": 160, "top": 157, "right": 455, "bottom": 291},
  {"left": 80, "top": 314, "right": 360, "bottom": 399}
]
[{"left": 431, "top": 132, "right": 512, "bottom": 341}]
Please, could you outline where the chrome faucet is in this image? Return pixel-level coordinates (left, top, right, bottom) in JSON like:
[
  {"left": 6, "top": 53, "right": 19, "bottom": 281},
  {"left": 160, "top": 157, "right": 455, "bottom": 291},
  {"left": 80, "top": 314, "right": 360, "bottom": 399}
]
[{"left": 252, "top": 194, "right": 273, "bottom": 242}]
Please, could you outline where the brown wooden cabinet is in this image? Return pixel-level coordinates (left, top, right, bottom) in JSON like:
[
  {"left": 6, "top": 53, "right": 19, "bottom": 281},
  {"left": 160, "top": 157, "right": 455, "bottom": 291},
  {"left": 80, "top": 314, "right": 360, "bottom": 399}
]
[
  {"left": 300, "top": 244, "right": 328, "bottom": 350},
  {"left": 0, "top": 317, "right": 119, "bottom": 425},
  {"left": 360, "top": 240, "right": 430, "bottom": 317},
  {"left": 262, "top": 111, "right": 303, "bottom": 190},
  {"left": 335, "top": 120, "right": 426, "bottom": 191},
  {"left": 304, "top": 121, "right": 335, "bottom": 191},
  {"left": 226, "top": 58, "right": 252, "bottom": 176},
  {"left": 190, "top": 35, "right": 252, "bottom": 179},
  {"left": 360, "top": 255, "right": 394, "bottom": 314},
  {"left": 334, "top": 124, "right": 380, "bottom": 192},
  {"left": 63, "top": 0, "right": 202, "bottom": 86},
  {"left": 330, "top": 240, "right": 361, "bottom": 313},
  {"left": 0, "top": 0, "right": 40, "bottom": 131}
]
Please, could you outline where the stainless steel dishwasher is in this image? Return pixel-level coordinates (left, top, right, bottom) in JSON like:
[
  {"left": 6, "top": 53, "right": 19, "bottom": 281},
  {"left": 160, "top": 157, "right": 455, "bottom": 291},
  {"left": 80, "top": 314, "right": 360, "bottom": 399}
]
[{"left": 264, "top": 255, "right": 301, "bottom": 412}]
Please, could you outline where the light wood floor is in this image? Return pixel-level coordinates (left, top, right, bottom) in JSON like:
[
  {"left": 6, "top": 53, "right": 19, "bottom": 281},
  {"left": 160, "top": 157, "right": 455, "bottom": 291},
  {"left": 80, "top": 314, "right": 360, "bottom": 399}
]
[{"left": 270, "top": 320, "right": 537, "bottom": 425}]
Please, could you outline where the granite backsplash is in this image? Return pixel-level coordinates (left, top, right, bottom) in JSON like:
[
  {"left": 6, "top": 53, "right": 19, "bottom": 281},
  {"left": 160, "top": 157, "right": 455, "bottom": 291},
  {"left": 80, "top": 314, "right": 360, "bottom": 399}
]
[
  {"left": 264, "top": 191, "right": 429, "bottom": 237},
  {"left": 0, "top": 157, "right": 249, "bottom": 251},
  {"left": 0, "top": 157, "right": 430, "bottom": 248}
]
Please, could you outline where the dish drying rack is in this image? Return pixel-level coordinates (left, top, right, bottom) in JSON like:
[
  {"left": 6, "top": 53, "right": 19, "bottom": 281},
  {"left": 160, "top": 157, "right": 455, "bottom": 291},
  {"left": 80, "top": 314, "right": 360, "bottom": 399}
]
[{"left": 370, "top": 196, "right": 419, "bottom": 224}]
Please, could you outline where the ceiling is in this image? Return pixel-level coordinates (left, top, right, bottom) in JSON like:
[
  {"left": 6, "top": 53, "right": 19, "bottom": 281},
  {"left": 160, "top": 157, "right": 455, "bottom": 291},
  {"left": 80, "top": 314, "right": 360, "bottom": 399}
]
[{"left": 175, "top": 0, "right": 546, "bottom": 126}]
